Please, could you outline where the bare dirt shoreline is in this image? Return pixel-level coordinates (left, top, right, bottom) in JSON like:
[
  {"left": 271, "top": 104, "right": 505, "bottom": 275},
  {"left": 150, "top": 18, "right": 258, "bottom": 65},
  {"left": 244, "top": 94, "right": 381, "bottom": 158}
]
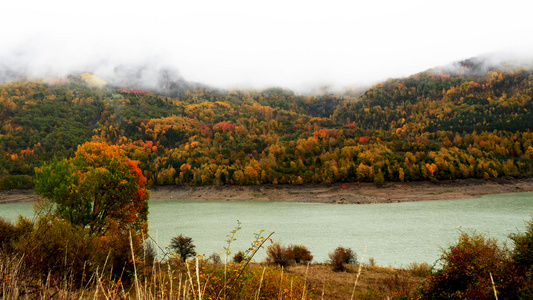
[{"left": 2, "top": 178, "right": 533, "bottom": 205}]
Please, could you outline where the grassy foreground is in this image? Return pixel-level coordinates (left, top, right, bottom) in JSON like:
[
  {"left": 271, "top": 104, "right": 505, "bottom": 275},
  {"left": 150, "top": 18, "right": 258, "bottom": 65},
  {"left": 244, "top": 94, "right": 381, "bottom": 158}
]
[
  {"left": 2, "top": 212, "right": 532, "bottom": 299},
  {"left": 0, "top": 214, "right": 427, "bottom": 299},
  {"left": 0, "top": 255, "right": 427, "bottom": 299}
]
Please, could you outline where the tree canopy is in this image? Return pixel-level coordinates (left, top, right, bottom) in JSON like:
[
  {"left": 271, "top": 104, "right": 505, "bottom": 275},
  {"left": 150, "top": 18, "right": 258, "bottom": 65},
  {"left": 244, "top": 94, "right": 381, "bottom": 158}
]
[
  {"left": 2, "top": 58, "right": 533, "bottom": 188},
  {"left": 34, "top": 142, "right": 149, "bottom": 236}
]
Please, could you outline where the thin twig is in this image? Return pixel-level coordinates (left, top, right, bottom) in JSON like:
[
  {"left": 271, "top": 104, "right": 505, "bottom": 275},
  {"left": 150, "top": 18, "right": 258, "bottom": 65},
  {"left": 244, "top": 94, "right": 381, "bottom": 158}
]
[
  {"left": 278, "top": 266, "right": 284, "bottom": 300},
  {"left": 185, "top": 260, "right": 197, "bottom": 299},
  {"left": 301, "top": 262, "right": 310, "bottom": 300},
  {"left": 196, "top": 256, "right": 202, "bottom": 300},
  {"left": 351, "top": 246, "right": 366, "bottom": 300},
  {"left": 490, "top": 271, "right": 499, "bottom": 300},
  {"left": 321, "top": 275, "right": 327, "bottom": 300},
  {"left": 255, "top": 267, "right": 267, "bottom": 300},
  {"left": 221, "top": 231, "right": 274, "bottom": 295},
  {"left": 129, "top": 230, "right": 141, "bottom": 300}
]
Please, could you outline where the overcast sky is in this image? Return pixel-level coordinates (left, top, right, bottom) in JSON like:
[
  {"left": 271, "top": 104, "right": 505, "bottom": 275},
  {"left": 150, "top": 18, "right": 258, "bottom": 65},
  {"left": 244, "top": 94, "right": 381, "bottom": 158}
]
[{"left": 2, "top": 0, "right": 533, "bottom": 91}]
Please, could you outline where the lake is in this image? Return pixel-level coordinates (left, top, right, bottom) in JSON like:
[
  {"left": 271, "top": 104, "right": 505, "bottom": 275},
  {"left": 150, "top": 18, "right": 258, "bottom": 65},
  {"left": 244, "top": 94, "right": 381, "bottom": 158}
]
[{"left": 1, "top": 192, "right": 532, "bottom": 267}]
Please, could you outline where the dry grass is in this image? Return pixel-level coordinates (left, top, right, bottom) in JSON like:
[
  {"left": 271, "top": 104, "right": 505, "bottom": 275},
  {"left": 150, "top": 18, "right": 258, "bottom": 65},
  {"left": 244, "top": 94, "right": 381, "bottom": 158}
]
[
  {"left": 286, "top": 263, "right": 425, "bottom": 299},
  {"left": 1, "top": 217, "right": 425, "bottom": 299},
  {"left": 1, "top": 254, "right": 427, "bottom": 300}
]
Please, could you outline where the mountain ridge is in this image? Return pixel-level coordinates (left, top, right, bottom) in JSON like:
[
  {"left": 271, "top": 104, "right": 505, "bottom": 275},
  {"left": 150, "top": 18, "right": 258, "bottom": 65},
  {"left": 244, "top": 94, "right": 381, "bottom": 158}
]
[{"left": 1, "top": 57, "right": 532, "bottom": 189}]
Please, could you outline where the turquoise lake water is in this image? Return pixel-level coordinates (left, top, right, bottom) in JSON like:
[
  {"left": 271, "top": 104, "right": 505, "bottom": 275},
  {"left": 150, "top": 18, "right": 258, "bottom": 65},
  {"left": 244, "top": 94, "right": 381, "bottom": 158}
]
[{"left": 1, "top": 192, "right": 532, "bottom": 267}]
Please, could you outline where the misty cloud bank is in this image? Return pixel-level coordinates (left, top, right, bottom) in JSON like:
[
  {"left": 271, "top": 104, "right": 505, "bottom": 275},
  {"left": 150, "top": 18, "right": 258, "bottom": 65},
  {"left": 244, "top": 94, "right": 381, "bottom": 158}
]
[
  {"left": 431, "top": 52, "right": 533, "bottom": 76},
  {"left": 1, "top": 42, "right": 533, "bottom": 95},
  {"left": 3, "top": 0, "right": 533, "bottom": 94},
  {"left": 0, "top": 45, "right": 200, "bottom": 96}
]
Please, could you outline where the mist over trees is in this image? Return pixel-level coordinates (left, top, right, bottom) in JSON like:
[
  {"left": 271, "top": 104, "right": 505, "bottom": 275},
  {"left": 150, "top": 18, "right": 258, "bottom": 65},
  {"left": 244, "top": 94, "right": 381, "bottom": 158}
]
[{"left": 1, "top": 57, "right": 533, "bottom": 189}]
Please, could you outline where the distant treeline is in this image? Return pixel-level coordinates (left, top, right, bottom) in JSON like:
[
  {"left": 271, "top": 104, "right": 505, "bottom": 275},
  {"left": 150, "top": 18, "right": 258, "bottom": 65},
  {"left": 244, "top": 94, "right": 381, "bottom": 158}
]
[{"left": 1, "top": 61, "right": 533, "bottom": 189}]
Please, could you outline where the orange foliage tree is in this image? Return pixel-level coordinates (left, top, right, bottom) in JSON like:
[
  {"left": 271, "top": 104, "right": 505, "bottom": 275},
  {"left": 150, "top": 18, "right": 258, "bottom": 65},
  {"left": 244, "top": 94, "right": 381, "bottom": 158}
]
[{"left": 34, "top": 142, "right": 149, "bottom": 236}]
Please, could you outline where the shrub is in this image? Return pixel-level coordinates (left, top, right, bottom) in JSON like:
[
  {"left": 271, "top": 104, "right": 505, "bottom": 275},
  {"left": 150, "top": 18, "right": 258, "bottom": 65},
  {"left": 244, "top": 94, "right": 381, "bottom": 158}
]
[
  {"left": 266, "top": 243, "right": 313, "bottom": 266},
  {"left": 210, "top": 252, "right": 222, "bottom": 264},
  {"left": 91, "top": 219, "right": 144, "bottom": 281},
  {"left": 0, "top": 216, "right": 33, "bottom": 254},
  {"left": 510, "top": 219, "right": 533, "bottom": 271},
  {"left": 407, "top": 262, "right": 433, "bottom": 277},
  {"left": 0, "top": 215, "right": 165, "bottom": 297},
  {"left": 368, "top": 257, "right": 376, "bottom": 266},
  {"left": 169, "top": 234, "right": 196, "bottom": 262},
  {"left": 266, "top": 242, "right": 290, "bottom": 267},
  {"left": 233, "top": 250, "right": 246, "bottom": 263},
  {"left": 3, "top": 214, "right": 146, "bottom": 291},
  {"left": 0, "top": 217, "right": 17, "bottom": 252},
  {"left": 419, "top": 232, "right": 521, "bottom": 299},
  {"left": 142, "top": 240, "right": 157, "bottom": 266},
  {"left": 328, "top": 246, "right": 357, "bottom": 272},
  {"left": 382, "top": 273, "right": 418, "bottom": 299},
  {"left": 510, "top": 219, "right": 533, "bottom": 297},
  {"left": 14, "top": 216, "right": 94, "bottom": 283},
  {"left": 287, "top": 244, "right": 313, "bottom": 264}
]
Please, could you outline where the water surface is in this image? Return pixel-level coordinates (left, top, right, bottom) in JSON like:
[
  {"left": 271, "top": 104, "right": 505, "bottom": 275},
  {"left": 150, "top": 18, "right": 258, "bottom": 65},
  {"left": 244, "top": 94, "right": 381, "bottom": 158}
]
[{"left": 1, "top": 192, "right": 532, "bottom": 267}]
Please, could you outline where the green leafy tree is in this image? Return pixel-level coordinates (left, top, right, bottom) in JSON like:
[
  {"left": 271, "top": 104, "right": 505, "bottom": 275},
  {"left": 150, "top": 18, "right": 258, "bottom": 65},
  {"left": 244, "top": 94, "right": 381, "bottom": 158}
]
[{"left": 34, "top": 142, "right": 149, "bottom": 236}]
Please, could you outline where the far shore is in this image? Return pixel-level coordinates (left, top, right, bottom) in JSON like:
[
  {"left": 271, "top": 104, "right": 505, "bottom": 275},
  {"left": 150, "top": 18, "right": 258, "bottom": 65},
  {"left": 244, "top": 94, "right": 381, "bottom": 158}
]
[{"left": 1, "top": 177, "right": 533, "bottom": 205}]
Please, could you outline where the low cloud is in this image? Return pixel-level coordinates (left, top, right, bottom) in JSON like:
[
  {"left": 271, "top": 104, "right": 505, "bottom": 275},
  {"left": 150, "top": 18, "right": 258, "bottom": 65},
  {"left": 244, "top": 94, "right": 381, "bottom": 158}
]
[
  {"left": 2, "top": 0, "right": 533, "bottom": 94},
  {"left": 432, "top": 51, "right": 533, "bottom": 77}
]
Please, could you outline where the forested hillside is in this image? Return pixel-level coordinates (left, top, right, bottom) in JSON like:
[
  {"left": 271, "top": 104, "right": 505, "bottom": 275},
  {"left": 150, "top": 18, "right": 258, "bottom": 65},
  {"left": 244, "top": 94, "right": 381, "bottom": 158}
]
[{"left": 1, "top": 58, "right": 533, "bottom": 189}]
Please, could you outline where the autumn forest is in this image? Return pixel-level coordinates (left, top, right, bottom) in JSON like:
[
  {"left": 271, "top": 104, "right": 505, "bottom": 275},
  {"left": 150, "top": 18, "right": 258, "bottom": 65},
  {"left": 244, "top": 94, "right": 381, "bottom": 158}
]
[{"left": 1, "top": 57, "right": 533, "bottom": 190}]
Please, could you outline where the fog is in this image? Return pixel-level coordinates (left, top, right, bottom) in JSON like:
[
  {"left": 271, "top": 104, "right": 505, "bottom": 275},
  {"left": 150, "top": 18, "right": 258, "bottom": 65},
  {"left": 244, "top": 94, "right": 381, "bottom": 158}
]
[{"left": 2, "top": 0, "right": 533, "bottom": 92}]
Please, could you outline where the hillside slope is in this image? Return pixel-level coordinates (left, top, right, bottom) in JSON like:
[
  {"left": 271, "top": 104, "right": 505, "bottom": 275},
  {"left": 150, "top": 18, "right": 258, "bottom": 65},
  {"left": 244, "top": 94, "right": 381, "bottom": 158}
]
[
  {"left": 333, "top": 58, "right": 533, "bottom": 133},
  {"left": 1, "top": 58, "right": 532, "bottom": 189}
]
